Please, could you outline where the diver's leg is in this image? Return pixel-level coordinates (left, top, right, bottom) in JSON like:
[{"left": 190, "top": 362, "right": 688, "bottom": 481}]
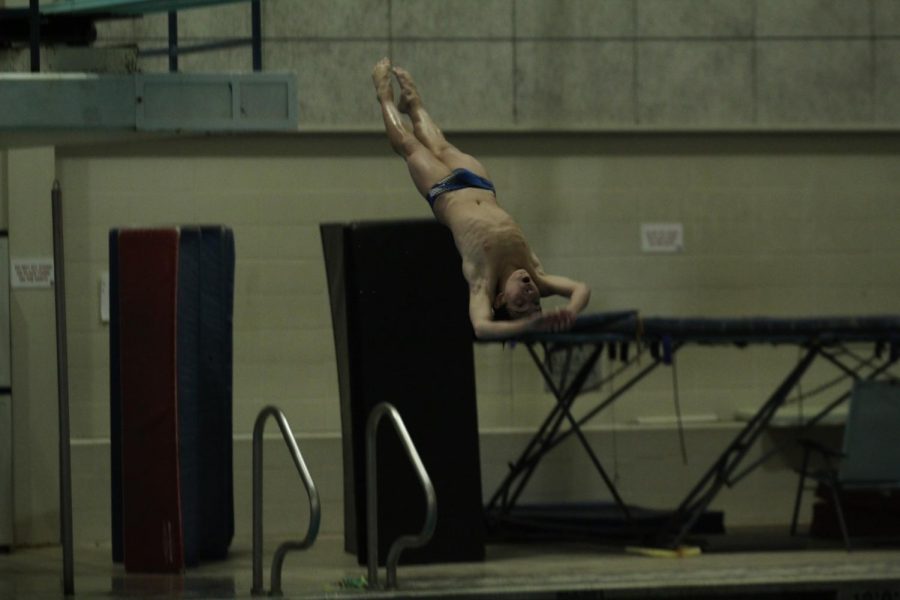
[
  {"left": 373, "top": 58, "right": 451, "bottom": 197},
  {"left": 373, "top": 58, "right": 412, "bottom": 156},
  {"left": 393, "top": 66, "right": 491, "bottom": 180}
]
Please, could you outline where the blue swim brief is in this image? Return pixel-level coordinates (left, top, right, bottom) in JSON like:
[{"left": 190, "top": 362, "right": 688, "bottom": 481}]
[{"left": 426, "top": 168, "right": 495, "bottom": 207}]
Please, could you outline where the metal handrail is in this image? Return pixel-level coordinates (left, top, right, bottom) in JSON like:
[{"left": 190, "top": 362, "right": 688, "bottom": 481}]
[
  {"left": 251, "top": 406, "right": 320, "bottom": 596},
  {"left": 366, "top": 402, "right": 437, "bottom": 590}
]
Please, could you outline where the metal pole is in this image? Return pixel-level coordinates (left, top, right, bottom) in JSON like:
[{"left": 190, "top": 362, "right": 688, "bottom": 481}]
[
  {"left": 366, "top": 411, "right": 381, "bottom": 588},
  {"left": 251, "top": 0, "right": 262, "bottom": 71},
  {"left": 167, "top": 11, "right": 178, "bottom": 72},
  {"left": 52, "top": 180, "right": 74, "bottom": 595},
  {"left": 29, "top": 0, "right": 41, "bottom": 72},
  {"left": 366, "top": 403, "right": 437, "bottom": 590},
  {"left": 251, "top": 409, "right": 264, "bottom": 595}
]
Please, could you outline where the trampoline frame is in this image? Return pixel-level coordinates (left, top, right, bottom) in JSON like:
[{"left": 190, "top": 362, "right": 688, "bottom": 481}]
[{"left": 485, "top": 313, "right": 900, "bottom": 548}]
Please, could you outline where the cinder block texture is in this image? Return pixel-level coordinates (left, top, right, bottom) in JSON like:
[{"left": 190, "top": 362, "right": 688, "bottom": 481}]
[
  {"left": 515, "top": 0, "right": 635, "bottom": 37},
  {"left": 391, "top": 42, "right": 515, "bottom": 129},
  {"left": 638, "top": 0, "right": 754, "bottom": 37},
  {"left": 637, "top": 41, "right": 754, "bottom": 125},
  {"left": 756, "top": 41, "right": 874, "bottom": 124},
  {"left": 756, "top": 0, "right": 872, "bottom": 36},
  {"left": 90, "top": 0, "right": 900, "bottom": 130},
  {"left": 876, "top": 41, "right": 900, "bottom": 122},
  {"left": 875, "top": 0, "right": 900, "bottom": 35},
  {"left": 392, "top": 0, "right": 513, "bottom": 39},
  {"left": 516, "top": 41, "right": 634, "bottom": 127}
]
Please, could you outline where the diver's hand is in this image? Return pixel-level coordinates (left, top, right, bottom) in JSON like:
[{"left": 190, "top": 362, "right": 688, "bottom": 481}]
[{"left": 529, "top": 308, "right": 576, "bottom": 332}]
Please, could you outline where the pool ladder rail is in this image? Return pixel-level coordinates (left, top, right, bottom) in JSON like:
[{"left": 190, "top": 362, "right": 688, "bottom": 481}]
[
  {"left": 366, "top": 402, "right": 438, "bottom": 590},
  {"left": 251, "top": 406, "right": 321, "bottom": 597},
  {"left": 250, "top": 402, "right": 437, "bottom": 594}
]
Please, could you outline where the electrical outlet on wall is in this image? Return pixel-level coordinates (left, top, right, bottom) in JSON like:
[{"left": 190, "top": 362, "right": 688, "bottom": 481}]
[
  {"left": 641, "top": 223, "right": 684, "bottom": 253},
  {"left": 100, "top": 272, "right": 109, "bottom": 324}
]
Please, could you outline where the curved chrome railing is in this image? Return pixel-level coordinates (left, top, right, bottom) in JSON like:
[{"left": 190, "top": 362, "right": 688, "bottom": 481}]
[
  {"left": 366, "top": 402, "right": 437, "bottom": 590},
  {"left": 251, "top": 406, "right": 321, "bottom": 596}
]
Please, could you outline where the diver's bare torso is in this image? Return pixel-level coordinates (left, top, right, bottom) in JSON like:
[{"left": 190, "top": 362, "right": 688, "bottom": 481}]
[
  {"left": 373, "top": 58, "right": 588, "bottom": 337},
  {"left": 432, "top": 188, "right": 536, "bottom": 295}
]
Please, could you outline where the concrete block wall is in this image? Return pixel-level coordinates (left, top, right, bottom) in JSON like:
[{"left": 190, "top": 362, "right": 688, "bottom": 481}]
[
  {"left": 54, "top": 131, "right": 900, "bottom": 546},
  {"left": 4, "top": 1, "right": 898, "bottom": 548},
  {"left": 93, "top": 0, "right": 900, "bottom": 130}
]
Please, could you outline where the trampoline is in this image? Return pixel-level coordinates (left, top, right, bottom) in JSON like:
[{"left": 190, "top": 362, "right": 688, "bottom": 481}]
[{"left": 484, "top": 311, "right": 900, "bottom": 548}]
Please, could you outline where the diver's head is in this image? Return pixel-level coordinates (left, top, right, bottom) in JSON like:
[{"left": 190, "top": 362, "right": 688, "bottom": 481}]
[{"left": 494, "top": 269, "right": 542, "bottom": 320}]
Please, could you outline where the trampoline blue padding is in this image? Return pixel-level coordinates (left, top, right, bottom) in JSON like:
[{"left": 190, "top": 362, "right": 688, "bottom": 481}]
[{"left": 512, "top": 311, "right": 900, "bottom": 345}]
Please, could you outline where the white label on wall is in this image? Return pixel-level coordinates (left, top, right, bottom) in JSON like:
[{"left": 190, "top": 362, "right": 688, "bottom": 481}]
[
  {"left": 641, "top": 223, "right": 684, "bottom": 253},
  {"left": 100, "top": 271, "right": 110, "bottom": 324},
  {"left": 11, "top": 258, "right": 54, "bottom": 288}
]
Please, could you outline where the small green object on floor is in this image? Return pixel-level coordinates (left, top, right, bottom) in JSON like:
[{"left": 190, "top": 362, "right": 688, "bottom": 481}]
[{"left": 337, "top": 575, "right": 369, "bottom": 589}]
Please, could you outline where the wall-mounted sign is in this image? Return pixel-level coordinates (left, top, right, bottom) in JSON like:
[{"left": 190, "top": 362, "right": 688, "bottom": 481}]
[{"left": 11, "top": 258, "right": 54, "bottom": 289}]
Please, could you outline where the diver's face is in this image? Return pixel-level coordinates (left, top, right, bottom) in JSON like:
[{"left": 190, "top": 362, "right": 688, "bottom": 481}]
[{"left": 502, "top": 269, "right": 542, "bottom": 319}]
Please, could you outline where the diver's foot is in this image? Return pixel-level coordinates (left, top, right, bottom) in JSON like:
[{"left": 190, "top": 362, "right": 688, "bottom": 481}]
[
  {"left": 372, "top": 57, "right": 394, "bottom": 103},
  {"left": 392, "top": 66, "right": 422, "bottom": 115}
]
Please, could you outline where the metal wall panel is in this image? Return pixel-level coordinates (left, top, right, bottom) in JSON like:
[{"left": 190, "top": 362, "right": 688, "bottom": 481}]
[{"left": 0, "top": 73, "right": 297, "bottom": 133}]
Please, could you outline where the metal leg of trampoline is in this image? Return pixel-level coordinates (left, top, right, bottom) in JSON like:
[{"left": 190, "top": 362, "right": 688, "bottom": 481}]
[
  {"left": 506, "top": 345, "right": 606, "bottom": 513},
  {"left": 528, "top": 345, "right": 632, "bottom": 521},
  {"left": 487, "top": 344, "right": 664, "bottom": 524},
  {"left": 790, "top": 448, "right": 810, "bottom": 537},
  {"left": 730, "top": 351, "right": 898, "bottom": 487},
  {"left": 487, "top": 343, "right": 635, "bottom": 526},
  {"left": 828, "top": 482, "right": 852, "bottom": 552},
  {"left": 486, "top": 344, "right": 600, "bottom": 513},
  {"left": 486, "top": 378, "right": 571, "bottom": 512},
  {"left": 657, "top": 345, "right": 821, "bottom": 548}
]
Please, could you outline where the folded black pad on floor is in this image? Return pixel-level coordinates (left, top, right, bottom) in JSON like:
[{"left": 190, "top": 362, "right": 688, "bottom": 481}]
[
  {"left": 321, "top": 219, "right": 485, "bottom": 566},
  {"left": 110, "top": 226, "right": 234, "bottom": 573},
  {"left": 487, "top": 503, "right": 725, "bottom": 541}
]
